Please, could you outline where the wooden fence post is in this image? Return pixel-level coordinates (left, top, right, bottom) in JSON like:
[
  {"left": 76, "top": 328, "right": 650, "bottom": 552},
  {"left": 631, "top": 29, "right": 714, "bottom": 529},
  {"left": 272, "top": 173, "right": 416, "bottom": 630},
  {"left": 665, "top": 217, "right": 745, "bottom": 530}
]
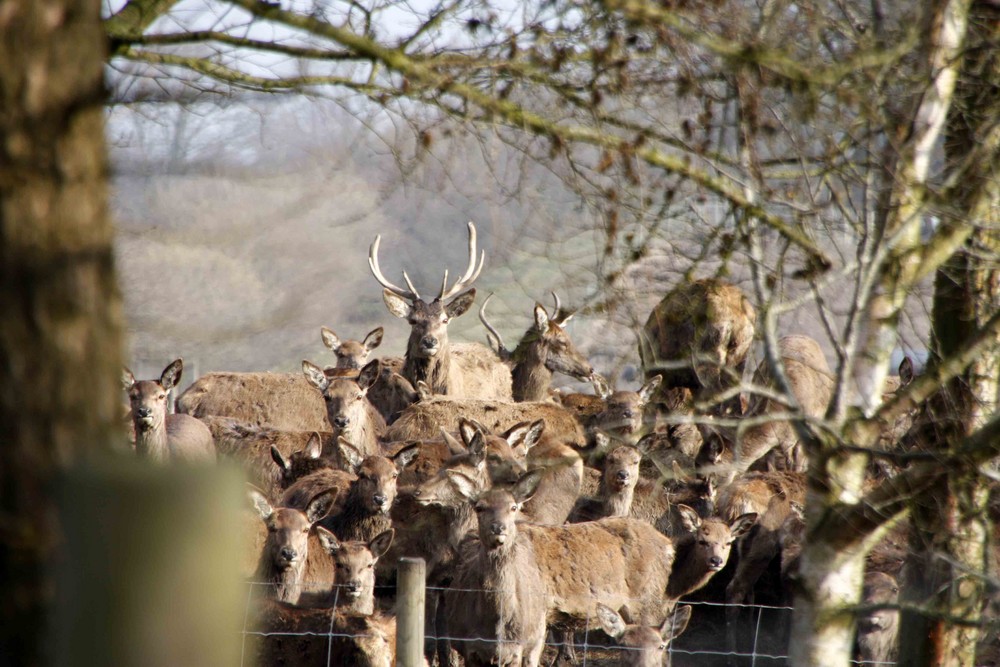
[{"left": 396, "top": 557, "right": 426, "bottom": 667}]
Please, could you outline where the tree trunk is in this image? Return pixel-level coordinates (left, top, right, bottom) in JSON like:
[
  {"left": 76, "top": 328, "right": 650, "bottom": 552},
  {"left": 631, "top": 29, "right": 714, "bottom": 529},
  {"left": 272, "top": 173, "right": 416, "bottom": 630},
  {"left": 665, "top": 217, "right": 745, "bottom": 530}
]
[
  {"left": 898, "top": 3, "right": 1000, "bottom": 663},
  {"left": 0, "top": 1, "right": 123, "bottom": 664}
]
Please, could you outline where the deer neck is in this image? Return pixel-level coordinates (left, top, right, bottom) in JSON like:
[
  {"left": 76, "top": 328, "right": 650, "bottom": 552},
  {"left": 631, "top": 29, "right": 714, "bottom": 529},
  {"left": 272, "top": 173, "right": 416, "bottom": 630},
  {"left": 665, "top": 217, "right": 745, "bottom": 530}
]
[
  {"left": 258, "top": 557, "right": 305, "bottom": 605},
  {"left": 511, "top": 339, "right": 553, "bottom": 402},
  {"left": 133, "top": 418, "right": 169, "bottom": 461},
  {"left": 666, "top": 533, "right": 711, "bottom": 599},
  {"left": 598, "top": 480, "right": 636, "bottom": 518},
  {"left": 405, "top": 346, "right": 452, "bottom": 395}
]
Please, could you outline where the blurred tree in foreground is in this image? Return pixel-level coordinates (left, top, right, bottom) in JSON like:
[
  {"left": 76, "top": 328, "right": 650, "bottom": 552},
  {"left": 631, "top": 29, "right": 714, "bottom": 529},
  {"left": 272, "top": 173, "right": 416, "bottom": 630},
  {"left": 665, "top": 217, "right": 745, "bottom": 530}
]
[{"left": 1, "top": 0, "right": 124, "bottom": 664}]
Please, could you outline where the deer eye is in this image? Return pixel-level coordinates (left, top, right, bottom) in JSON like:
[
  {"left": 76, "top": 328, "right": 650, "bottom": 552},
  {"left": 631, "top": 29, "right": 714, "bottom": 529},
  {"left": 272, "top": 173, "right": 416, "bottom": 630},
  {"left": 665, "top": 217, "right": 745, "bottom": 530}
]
[
  {"left": 356, "top": 395, "right": 363, "bottom": 401},
  {"left": 510, "top": 504, "right": 518, "bottom": 512},
  {"left": 367, "top": 563, "right": 374, "bottom": 569},
  {"left": 699, "top": 539, "right": 709, "bottom": 546},
  {"left": 157, "top": 393, "right": 166, "bottom": 400},
  {"left": 392, "top": 472, "right": 399, "bottom": 479}
]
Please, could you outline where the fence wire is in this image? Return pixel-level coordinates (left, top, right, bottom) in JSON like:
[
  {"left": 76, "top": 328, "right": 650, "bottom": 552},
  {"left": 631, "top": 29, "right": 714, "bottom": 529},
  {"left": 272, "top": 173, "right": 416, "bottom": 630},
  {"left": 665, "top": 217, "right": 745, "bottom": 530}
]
[{"left": 239, "top": 578, "right": 901, "bottom": 666}]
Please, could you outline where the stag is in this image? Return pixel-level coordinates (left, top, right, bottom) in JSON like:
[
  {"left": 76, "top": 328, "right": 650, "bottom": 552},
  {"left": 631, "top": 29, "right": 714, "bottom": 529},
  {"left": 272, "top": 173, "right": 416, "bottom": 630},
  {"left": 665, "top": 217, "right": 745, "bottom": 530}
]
[
  {"left": 369, "top": 222, "right": 511, "bottom": 400},
  {"left": 479, "top": 292, "right": 594, "bottom": 401}
]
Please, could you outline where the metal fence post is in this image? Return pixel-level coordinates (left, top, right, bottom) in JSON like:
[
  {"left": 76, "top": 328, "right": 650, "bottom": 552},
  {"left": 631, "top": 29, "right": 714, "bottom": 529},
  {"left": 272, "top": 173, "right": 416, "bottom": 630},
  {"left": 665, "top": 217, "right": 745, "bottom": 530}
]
[{"left": 396, "top": 557, "right": 426, "bottom": 667}]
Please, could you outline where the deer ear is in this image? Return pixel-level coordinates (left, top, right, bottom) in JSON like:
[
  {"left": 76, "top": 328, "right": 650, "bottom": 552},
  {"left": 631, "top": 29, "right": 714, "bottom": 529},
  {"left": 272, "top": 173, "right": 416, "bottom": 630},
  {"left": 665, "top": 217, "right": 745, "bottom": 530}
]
[
  {"left": 364, "top": 327, "right": 384, "bottom": 351},
  {"left": 638, "top": 374, "right": 662, "bottom": 404},
  {"left": 591, "top": 373, "right": 611, "bottom": 400},
  {"left": 512, "top": 469, "right": 544, "bottom": 504},
  {"left": 337, "top": 436, "right": 364, "bottom": 473},
  {"left": 321, "top": 327, "right": 341, "bottom": 352},
  {"left": 316, "top": 526, "right": 340, "bottom": 554},
  {"left": 305, "top": 490, "right": 337, "bottom": 524},
  {"left": 302, "top": 360, "right": 329, "bottom": 392},
  {"left": 445, "top": 289, "right": 476, "bottom": 319},
  {"left": 368, "top": 529, "right": 394, "bottom": 561},
  {"left": 247, "top": 486, "right": 273, "bottom": 521},
  {"left": 675, "top": 504, "right": 701, "bottom": 533},
  {"left": 357, "top": 359, "right": 381, "bottom": 391},
  {"left": 303, "top": 433, "right": 323, "bottom": 459},
  {"left": 595, "top": 603, "right": 627, "bottom": 639},
  {"left": 729, "top": 513, "right": 758, "bottom": 541},
  {"left": 393, "top": 443, "right": 420, "bottom": 470},
  {"left": 533, "top": 303, "right": 549, "bottom": 332},
  {"left": 899, "top": 355, "right": 915, "bottom": 386},
  {"left": 661, "top": 605, "right": 692, "bottom": 640},
  {"left": 446, "top": 470, "right": 480, "bottom": 501},
  {"left": 122, "top": 367, "right": 136, "bottom": 391},
  {"left": 441, "top": 428, "right": 467, "bottom": 456},
  {"left": 458, "top": 419, "right": 479, "bottom": 447},
  {"left": 382, "top": 290, "right": 412, "bottom": 319},
  {"left": 270, "top": 446, "right": 290, "bottom": 472},
  {"left": 416, "top": 381, "right": 434, "bottom": 401},
  {"left": 160, "top": 359, "right": 184, "bottom": 391}
]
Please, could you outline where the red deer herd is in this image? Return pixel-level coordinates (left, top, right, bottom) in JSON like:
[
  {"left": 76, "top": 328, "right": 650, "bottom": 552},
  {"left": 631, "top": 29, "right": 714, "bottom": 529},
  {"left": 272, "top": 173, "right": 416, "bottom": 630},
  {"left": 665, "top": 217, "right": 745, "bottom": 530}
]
[{"left": 123, "top": 223, "right": 918, "bottom": 666}]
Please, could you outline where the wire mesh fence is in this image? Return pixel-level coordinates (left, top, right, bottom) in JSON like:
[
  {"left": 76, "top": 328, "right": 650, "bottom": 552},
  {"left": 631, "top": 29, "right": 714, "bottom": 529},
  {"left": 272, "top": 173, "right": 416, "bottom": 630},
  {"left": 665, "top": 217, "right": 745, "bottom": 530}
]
[{"left": 239, "top": 576, "right": 903, "bottom": 666}]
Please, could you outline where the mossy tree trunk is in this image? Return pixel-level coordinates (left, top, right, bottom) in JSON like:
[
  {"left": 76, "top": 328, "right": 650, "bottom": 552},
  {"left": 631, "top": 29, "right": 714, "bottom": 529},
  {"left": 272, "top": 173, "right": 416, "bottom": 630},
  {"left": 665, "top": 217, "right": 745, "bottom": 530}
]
[{"left": 0, "top": 0, "right": 124, "bottom": 664}]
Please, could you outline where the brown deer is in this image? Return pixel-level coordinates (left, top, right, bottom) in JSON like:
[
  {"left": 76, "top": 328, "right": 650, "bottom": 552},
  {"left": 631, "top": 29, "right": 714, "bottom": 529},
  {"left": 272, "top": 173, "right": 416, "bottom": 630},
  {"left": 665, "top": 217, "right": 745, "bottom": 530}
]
[
  {"left": 205, "top": 417, "right": 332, "bottom": 497},
  {"left": 699, "top": 335, "right": 833, "bottom": 484},
  {"left": 319, "top": 437, "right": 419, "bottom": 544},
  {"left": 302, "top": 358, "right": 386, "bottom": 458},
  {"left": 479, "top": 292, "right": 594, "bottom": 401},
  {"left": 449, "top": 473, "right": 682, "bottom": 645},
  {"left": 384, "top": 392, "right": 585, "bottom": 447},
  {"left": 855, "top": 571, "right": 899, "bottom": 666},
  {"left": 123, "top": 359, "right": 215, "bottom": 463},
  {"left": 369, "top": 221, "right": 512, "bottom": 400},
  {"left": 666, "top": 505, "right": 757, "bottom": 600},
  {"left": 569, "top": 443, "right": 716, "bottom": 537},
  {"left": 176, "top": 371, "right": 329, "bottom": 432},
  {"left": 320, "top": 325, "right": 384, "bottom": 376},
  {"left": 247, "top": 600, "right": 395, "bottom": 667},
  {"left": 595, "top": 603, "right": 693, "bottom": 667},
  {"left": 639, "top": 278, "right": 756, "bottom": 415},
  {"left": 314, "top": 529, "right": 394, "bottom": 615},
  {"left": 446, "top": 471, "right": 550, "bottom": 667},
  {"left": 247, "top": 486, "right": 337, "bottom": 605}
]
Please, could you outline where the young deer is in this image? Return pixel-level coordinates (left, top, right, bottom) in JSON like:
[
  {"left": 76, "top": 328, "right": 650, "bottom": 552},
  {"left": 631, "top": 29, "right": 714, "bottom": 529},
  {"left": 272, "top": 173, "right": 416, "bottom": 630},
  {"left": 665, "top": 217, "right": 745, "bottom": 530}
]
[
  {"left": 320, "top": 437, "right": 419, "bottom": 544},
  {"left": 302, "top": 358, "right": 386, "bottom": 458},
  {"left": 369, "top": 221, "right": 511, "bottom": 400},
  {"left": 479, "top": 292, "right": 594, "bottom": 401},
  {"left": 247, "top": 486, "right": 337, "bottom": 605},
  {"left": 315, "top": 529, "right": 394, "bottom": 615},
  {"left": 320, "top": 325, "right": 384, "bottom": 376},
  {"left": 595, "top": 603, "right": 692, "bottom": 667},
  {"left": 123, "top": 359, "right": 215, "bottom": 463}
]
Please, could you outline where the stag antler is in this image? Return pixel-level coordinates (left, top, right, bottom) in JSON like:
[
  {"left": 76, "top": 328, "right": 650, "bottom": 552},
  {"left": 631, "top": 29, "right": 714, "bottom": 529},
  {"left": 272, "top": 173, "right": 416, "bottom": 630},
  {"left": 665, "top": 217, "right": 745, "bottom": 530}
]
[
  {"left": 479, "top": 293, "right": 512, "bottom": 361},
  {"left": 369, "top": 222, "right": 484, "bottom": 302},
  {"left": 439, "top": 222, "right": 485, "bottom": 301},
  {"left": 369, "top": 234, "right": 421, "bottom": 300}
]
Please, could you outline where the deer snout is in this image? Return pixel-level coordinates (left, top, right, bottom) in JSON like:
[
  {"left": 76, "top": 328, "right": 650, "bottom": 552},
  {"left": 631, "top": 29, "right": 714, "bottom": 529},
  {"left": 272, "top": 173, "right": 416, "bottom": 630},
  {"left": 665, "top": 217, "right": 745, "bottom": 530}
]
[
  {"left": 373, "top": 493, "right": 388, "bottom": 509},
  {"left": 708, "top": 555, "right": 724, "bottom": 570},
  {"left": 278, "top": 547, "right": 298, "bottom": 565},
  {"left": 419, "top": 336, "right": 439, "bottom": 355},
  {"left": 332, "top": 415, "right": 350, "bottom": 428},
  {"left": 135, "top": 406, "right": 152, "bottom": 418},
  {"left": 345, "top": 580, "right": 362, "bottom": 597}
]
